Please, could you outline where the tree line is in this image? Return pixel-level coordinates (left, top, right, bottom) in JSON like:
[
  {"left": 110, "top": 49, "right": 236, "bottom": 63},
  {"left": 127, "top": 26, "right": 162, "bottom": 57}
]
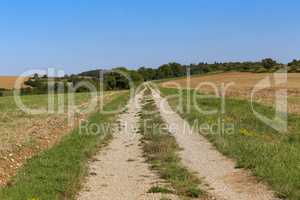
[
  {"left": 19, "top": 58, "right": 300, "bottom": 95},
  {"left": 138, "top": 58, "right": 300, "bottom": 81},
  {"left": 0, "top": 88, "right": 7, "bottom": 97},
  {"left": 21, "top": 67, "right": 144, "bottom": 94}
]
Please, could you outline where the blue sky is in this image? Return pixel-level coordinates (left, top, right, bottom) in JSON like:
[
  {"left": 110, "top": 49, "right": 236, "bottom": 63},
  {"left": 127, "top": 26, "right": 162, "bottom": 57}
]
[{"left": 0, "top": 0, "right": 300, "bottom": 75}]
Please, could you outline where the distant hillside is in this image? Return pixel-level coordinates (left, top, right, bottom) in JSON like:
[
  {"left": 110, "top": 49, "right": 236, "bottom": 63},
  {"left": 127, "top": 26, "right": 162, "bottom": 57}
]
[{"left": 78, "top": 69, "right": 110, "bottom": 77}]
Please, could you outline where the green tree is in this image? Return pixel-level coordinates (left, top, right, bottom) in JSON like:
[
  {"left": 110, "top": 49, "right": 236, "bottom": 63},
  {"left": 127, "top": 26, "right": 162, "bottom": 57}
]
[
  {"left": 288, "top": 59, "right": 300, "bottom": 72},
  {"left": 129, "top": 70, "right": 143, "bottom": 84},
  {"left": 33, "top": 73, "right": 39, "bottom": 80},
  {"left": 169, "top": 62, "right": 186, "bottom": 77},
  {"left": 262, "top": 58, "right": 277, "bottom": 70},
  {"left": 138, "top": 67, "right": 156, "bottom": 81}
]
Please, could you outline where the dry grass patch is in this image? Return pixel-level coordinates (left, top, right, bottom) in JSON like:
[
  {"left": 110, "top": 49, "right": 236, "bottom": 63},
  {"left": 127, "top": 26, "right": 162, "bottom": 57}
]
[{"left": 161, "top": 72, "right": 300, "bottom": 113}]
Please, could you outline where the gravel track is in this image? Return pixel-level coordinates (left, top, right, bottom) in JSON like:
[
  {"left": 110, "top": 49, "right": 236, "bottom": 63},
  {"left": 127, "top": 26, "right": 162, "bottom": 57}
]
[
  {"left": 150, "top": 87, "right": 279, "bottom": 200},
  {"left": 77, "top": 91, "right": 179, "bottom": 200}
]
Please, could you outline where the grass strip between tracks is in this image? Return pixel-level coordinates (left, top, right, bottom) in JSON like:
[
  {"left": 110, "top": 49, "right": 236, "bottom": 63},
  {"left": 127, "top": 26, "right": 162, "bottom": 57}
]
[{"left": 139, "top": 88, "right": 206, "bottom": 199}]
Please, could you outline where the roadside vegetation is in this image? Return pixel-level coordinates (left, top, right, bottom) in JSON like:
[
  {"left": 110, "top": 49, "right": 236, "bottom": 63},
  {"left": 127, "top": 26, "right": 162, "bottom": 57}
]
[
  {"left": 138, "top": 88, "right": 206, "bottom": 199},
  {"left": 0, "top": 92, "right": 102, "bottom": 185},
  {"left": 159, "top": 87, "right": 300, "bottom": 200},
  {"left": 0, "top": 92, "right": 129, "bottom": 200}
]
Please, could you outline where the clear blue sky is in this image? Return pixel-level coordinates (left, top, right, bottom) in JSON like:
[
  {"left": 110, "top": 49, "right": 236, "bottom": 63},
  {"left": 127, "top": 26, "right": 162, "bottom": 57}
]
[{"left": 1, "top": 0, "right": 300, "bottom": 75}]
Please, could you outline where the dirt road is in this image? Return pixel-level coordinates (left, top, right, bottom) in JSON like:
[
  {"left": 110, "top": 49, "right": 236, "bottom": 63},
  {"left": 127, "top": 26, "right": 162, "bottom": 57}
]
[
  {"left": 77, "top": 90, "right": 178, "bottom": 200},
  {"left": 150, "top": 87, "right": 279, "bottom": 200},
  {"left": 77, "top": 86, "right": 279, "bottom": 200}
]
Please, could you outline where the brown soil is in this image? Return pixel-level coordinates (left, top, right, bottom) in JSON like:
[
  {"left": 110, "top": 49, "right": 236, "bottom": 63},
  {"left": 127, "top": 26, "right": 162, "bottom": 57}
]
[
  {"left": 0, "top": 92, "right": 117, "bottom": 186},
  {"left": 0, "top": 76, "right": 29, "bottom": 89}
]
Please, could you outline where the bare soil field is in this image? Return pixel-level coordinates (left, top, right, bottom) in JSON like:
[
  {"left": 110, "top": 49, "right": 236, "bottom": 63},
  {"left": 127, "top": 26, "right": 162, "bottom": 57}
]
[
  {"left": 0, "top": 92, "right": 117, "bottom": 186},
  {"left": 0, "top": 76, "right": 29, "bottom": 89},
  {"left": 161, "top": 72, "right": 300, "bottom": 113}
]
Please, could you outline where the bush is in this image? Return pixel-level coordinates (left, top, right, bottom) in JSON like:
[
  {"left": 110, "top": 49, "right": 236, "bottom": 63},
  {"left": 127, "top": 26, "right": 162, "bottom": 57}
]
[
  {"left": 255, "top": 67, "right": 268, "bottom": 73},
  {"left": 20, "top": 87, "right": 33, "bottom": 95}
]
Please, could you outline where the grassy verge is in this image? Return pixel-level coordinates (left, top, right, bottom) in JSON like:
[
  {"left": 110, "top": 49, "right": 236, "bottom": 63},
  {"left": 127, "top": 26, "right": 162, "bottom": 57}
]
[
  {"left": 0, "top": 92, "right": 129, "bottom": 200},
  {"left": 138, "top": 88, "right": 206, "bottom": 199},
  {"left": 159, "top": 86, "right": 300, "bottom": 200}
]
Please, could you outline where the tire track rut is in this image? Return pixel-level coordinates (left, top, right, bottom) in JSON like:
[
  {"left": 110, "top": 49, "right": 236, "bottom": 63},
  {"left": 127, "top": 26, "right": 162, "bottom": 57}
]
[
  {"left": 77, "top": 91, "right": 179, "bottom": 200},
  {"left": 150, "top": 87, "right": 279, "bottom": 200}
]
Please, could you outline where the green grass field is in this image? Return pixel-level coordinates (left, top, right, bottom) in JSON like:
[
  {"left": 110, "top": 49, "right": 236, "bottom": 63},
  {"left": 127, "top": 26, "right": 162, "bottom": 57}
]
[
  {"left": 159, "top": 87, "right": 300, "bottom": 200},
  {"left": 0, "top": 92, "right": 93, "bottom": 112}
]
